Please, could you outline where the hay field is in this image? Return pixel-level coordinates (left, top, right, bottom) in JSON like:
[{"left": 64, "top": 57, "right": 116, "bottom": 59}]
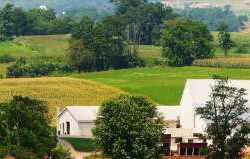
[{"left": 0, "top": 77, "right": 122, "bottom": 124}]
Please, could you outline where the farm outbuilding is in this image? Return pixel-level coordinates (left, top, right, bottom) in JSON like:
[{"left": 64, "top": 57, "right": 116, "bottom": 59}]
[{"left": 57, "top": 106, "right": 99, "bottom": 138}]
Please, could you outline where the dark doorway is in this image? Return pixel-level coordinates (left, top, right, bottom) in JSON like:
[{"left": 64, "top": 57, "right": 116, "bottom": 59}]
[{"left": 66, "top": 122, "right": 70, "bottom": 135}]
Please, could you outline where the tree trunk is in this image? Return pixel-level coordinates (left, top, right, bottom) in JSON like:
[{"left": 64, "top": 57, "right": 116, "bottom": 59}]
[{"left": 225, "top": 49, "right": 228, "bottom": 57}]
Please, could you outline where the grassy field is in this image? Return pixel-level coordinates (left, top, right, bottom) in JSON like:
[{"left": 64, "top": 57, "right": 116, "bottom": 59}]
[
  {"left": 71, "top": 66, "right": 250, "bottom": 105},
  {"left": 63, "top": 138, "right": 96, "bottom": 152},
  {"left": 0, "top": 77, "right": 122, "bottom": 124},
  {"left": 137, "top": 45, "right": 166, "bottom": 66},
  {"left": 0, "top": 34, "right": 70, "bottom": 76},
  {"left": 0, "top": 34, "right": 70, "bottom": 63}
]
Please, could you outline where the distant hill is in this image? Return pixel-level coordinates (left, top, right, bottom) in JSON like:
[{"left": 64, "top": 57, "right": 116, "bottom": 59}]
[
  {"left": 0, "top": 0, "right": 114, "bottom": 13},
  {"left": 169, "top": 0, "right": 250, "bottom": 15}
]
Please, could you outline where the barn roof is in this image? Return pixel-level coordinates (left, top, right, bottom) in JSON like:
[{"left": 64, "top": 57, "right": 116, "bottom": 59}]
[
  {"left": 185, "top": 79, "right": 250, "bottom": 107},
  {"left": 58, "top": 106, "right": 99, "bottom": 122},
  {"left": 58, "top": 105, "right": 180, "bottom": 122}
]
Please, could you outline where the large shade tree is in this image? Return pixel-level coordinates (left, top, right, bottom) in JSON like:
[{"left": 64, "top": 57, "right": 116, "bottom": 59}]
[
  {"left": 196, "top": 77, "right": 250, "bottom": 158},
  {"left": 161, "top": 18, "right": 214, "bottom": 66},
  {"left": 0, "top": 96, "right": 59, "bottom": 159},
  {"left": 93, "top": 94, "right": 164, "bottom": 159}
]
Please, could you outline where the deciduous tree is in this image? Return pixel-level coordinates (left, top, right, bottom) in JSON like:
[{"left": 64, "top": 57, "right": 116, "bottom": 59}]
[
  {"left": 196, "top": 77, "right": 250, "bottom": 158},
  {"left": 218, "top": 23, "right": 235, "bottom": 57},
  {"left": 0, "top": 96, "right": 61, "bottom": 159},
  {"left": 161, "top": 18, "right": 213, "bottom": 66},
  {"left": 93, "top": 94, "right": 164, "bottom": 159}
]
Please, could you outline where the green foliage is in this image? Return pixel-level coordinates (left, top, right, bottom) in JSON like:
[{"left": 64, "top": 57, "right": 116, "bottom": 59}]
[
  {"left": 218, "top": 23, "right": 235, "bottom": 57},
  {"left": 70, "top": 16, "right": 144, "bottom": 72},
  {"left": 0, "top": 96, "right": 58, "bottom": 158},
  {"left": 161, "top": 18, "right": 214, "bottom": 66},
  {"left": 93, "top": 94, "right": 164, "bottom": 159},
  {"left": 123, "top": 3, "right": 179, "bottom": 45},
  {"left": 196, "top": 77, "right": 250, "bottom": 158},
  {"left": 111, "top": 0, "right": 147, "bottom": 14},
  {"left": 7, "top": 57, "right": 73, "bottom": 78},
  {"left": 63, "top": 138, "right": 96, "bottom": 152},
  {"left": 0, "top": 54, "right": 15, "bottom": 63},
  {"left": 0, "top": 4, "right": 76, "bottom": 38},
  {"left": 181, "top": 5, "right": 248, "bottom": 32},
  {"left": 67, "top": 40, "right": 95, "bottom": 72},
  {"left": 62, "top": 7, "right": 113, "bottom": 21},
  {"left": 0, "top": 4, "right": 14, "bottom": 41},
  {"left": 26, "top": 8, "right": 75, "bottom": 35},
  {"left": 49, "top": 145, "right": 72, "bottom": 159}
]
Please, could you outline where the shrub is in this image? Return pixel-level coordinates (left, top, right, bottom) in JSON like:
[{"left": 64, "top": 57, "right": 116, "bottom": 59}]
[
  {"left": 7, "top": 57, "right": 74, "bottom": 78},
  {"left": 49, "top": 145, "right": 72, "bottom": 159},
  {"left": 0, "top": 55, "right": 16, "bottom": 63}
]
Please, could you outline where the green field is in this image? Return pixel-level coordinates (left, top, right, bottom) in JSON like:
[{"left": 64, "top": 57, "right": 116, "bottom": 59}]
[
  {"left": 0, "top": 35, "right": 70, "bottom": 76},
  {"left": 63, "top": 138, "right": 96, "bottom": 152},
  {"left": 71, "top": 66, "right": 250, "bottom": 105}
]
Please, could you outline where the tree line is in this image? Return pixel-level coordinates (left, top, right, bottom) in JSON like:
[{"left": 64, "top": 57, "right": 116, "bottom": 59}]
[
  {"left": 0, "top": 4, "right": 76, "bottom": 41},
  {"left": 66, "top": 0, "right": 178, "bottom": 72},
  {"left": 1, "top": 0, "right": 241, "bottom": 77},
  {"left": 181, "top": 5, "right": 248, "bottom": 32}
]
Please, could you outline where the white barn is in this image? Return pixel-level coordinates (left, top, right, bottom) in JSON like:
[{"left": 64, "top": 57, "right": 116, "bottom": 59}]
[{"left": 57, "top": 79, "right": 250, "bottom": 154}]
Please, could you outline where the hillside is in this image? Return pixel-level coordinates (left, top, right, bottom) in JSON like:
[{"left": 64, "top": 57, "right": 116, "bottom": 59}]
[
  {"left": 71, "top": 67, "right": 250, "bottom": 105},
  {"left": 2, "top": 33, "right": 250, "bottom": 75},
  {"left": 0, "top": 77, "right": 122, "bottom": 124},
  {"left": 161, "top": 0, "right": 250, "bottom": 15}
]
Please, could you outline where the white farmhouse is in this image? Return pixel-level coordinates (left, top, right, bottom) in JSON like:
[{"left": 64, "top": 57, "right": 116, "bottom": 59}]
[
  {"left": 57, "top": 106, "right": 99, "bottom": 138},
  {"left": 57, "top": 79, "right": 250, "bottom": 155}
]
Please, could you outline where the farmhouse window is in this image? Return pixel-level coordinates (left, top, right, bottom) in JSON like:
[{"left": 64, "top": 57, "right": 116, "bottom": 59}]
[
  {"left": 63, "top": 123, "right": 64, "bottom": 134},
  {"left": 66, "top": 122, "right": 70, "bottom": 135}
]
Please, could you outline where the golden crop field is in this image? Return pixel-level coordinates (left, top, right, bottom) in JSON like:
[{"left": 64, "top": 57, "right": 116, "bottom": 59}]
[{"left": 0, "top": 77, "right": 123, "bottom": 124}]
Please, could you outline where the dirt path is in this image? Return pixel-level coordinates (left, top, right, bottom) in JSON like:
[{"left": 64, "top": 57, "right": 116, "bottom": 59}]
[{"left": 58, "top": 138, "right": 92, "bottom": 159}]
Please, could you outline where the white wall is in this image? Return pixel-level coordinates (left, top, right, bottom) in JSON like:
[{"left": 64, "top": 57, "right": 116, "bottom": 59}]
[
  {"left": 57, "top": 110, "right": 80, "bottom": 136},
  {"left": 79, "top": 122, "right": 95, "bottom": 138},
  {"left": 180, "top": 83, "right": 195, "bottom": 129}
]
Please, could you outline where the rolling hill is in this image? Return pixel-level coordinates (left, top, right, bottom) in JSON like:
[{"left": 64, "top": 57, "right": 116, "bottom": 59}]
[
  {"left": 71, "top": 66, "right": 250, "bottom": 105},
  {"left": 0, "top": 77, "right": 122, "bottom": 124}
]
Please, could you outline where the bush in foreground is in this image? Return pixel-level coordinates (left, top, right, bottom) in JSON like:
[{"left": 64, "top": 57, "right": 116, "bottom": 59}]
[{"left": 93, "top": 94, "right": 164, "bottom": 159}]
